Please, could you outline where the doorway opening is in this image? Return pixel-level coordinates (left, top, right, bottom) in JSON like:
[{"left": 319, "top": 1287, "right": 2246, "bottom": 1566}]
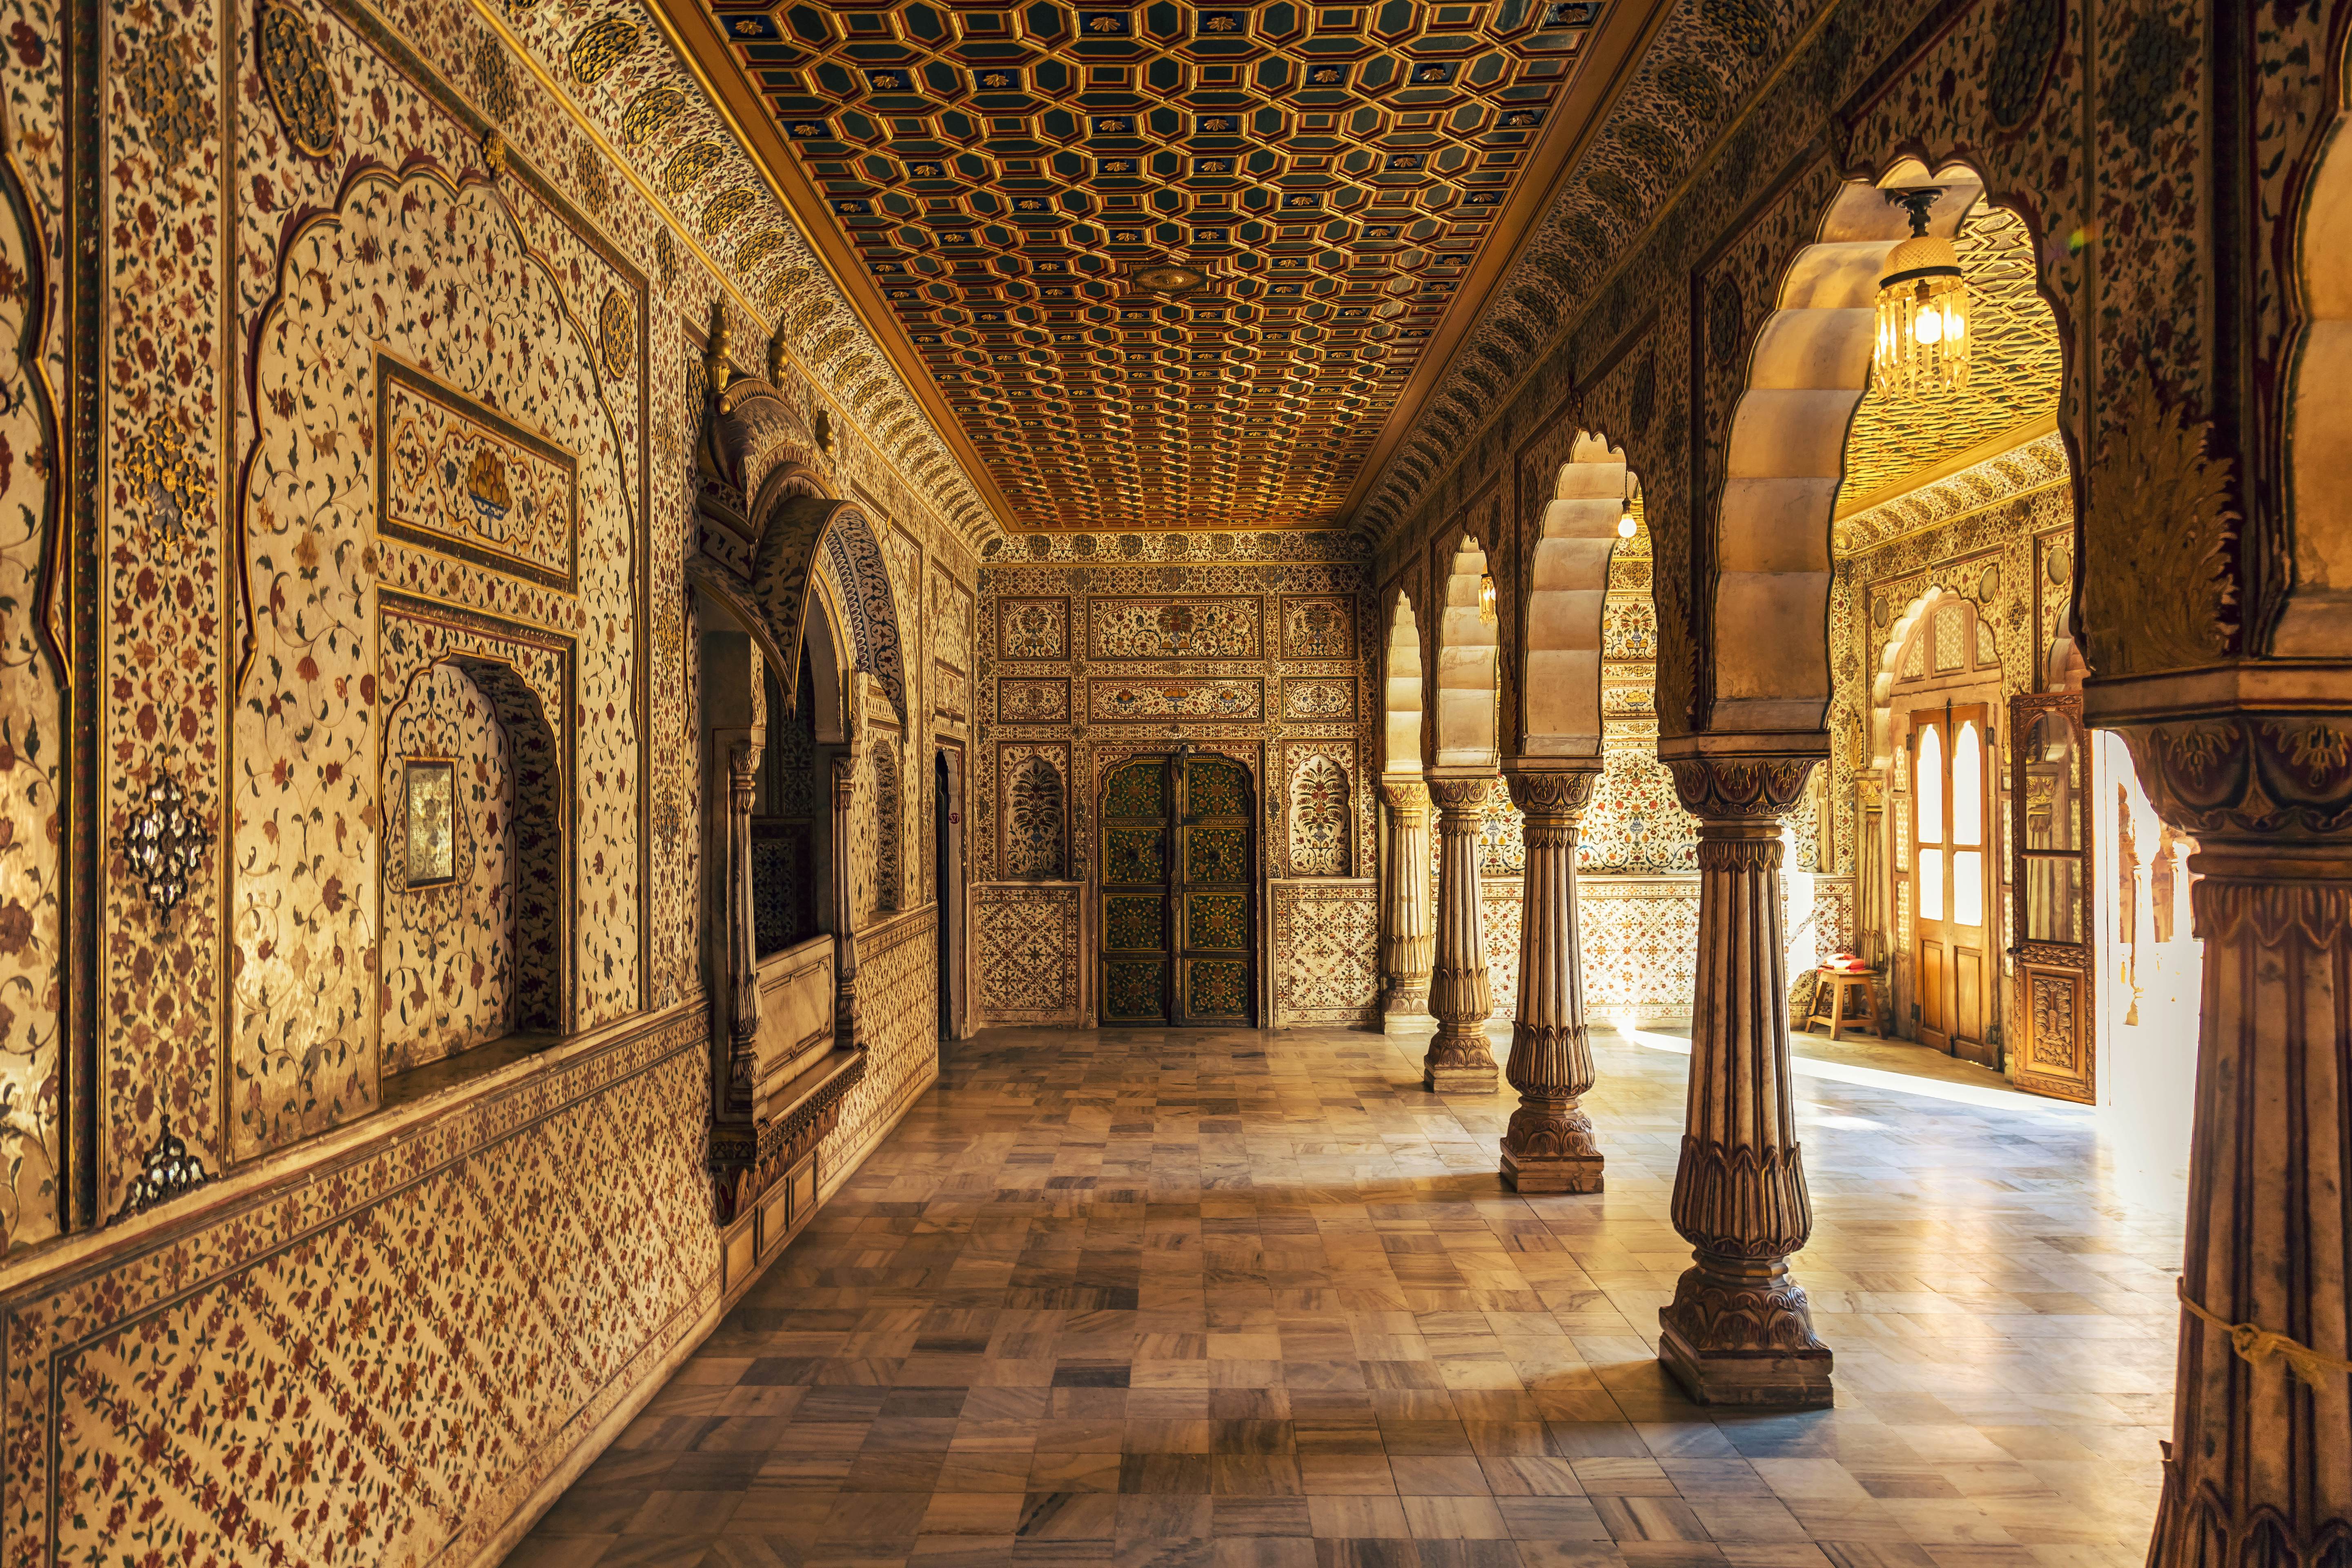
[
  {"left": 1098, "top": 751, "right": 1256, "bottom": 1026},
  {"left": 1889, "top": 596, "right": 2003, "bottom": 1068}
]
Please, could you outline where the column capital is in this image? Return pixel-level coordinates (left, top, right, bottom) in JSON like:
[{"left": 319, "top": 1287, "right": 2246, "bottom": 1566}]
[
  {"left": 2100, "top": 704, "right": 2352, "bottom": 850},
  {"left": 1503, "top": 758, "right": 1602, "bottom": 818},
  {"left": 1379, "top": 775, "right": 1432, "bottom": 814},
  {"left": 1657, "top": 732, "right": 1825, "bottom": 821},
  {"left": 1425, "top": 771, "right": 1494, "bottom": 817}
]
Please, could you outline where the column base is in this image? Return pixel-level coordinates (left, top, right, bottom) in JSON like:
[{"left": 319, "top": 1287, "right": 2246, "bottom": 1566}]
[
  {"left": 1500, "top": 1102, "right": 1602, "bottom": 1192},
  {"left": 1421, "top": 1026, "right": 1499, "bottom": 1093},
  {"left": 1657, "top": 1319, "right": 1834, "bottom": 1408},
  {"left": 1501, "top": 1147, "right": 1603, "bottom": 1193},
  {"left": 1383, "top": 1011, "right": 1436, "bottom": 1036}
]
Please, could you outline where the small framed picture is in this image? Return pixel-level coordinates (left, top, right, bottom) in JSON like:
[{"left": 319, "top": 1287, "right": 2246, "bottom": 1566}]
[{"left": 403, "top": 758, "right": 457, "bottom": 887}]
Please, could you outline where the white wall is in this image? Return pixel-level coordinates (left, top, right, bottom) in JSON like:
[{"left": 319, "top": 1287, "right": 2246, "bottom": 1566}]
[{"left": 2092, "top": 729, "right": 2201, "bottom": 1214}]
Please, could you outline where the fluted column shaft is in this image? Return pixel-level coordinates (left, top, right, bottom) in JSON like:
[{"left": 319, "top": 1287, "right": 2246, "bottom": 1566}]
[
  {"left": 1379, "top": 777, "right": 1436, "bottom": 1033},
  {"left": 2120, "top": 710, "right": 2352, "bottom": 1568},
  {"left": 1501, "top": 762, "right": 1604, "bottom": 1192},
  {"left": 1656, "top": 743, "right": 1832, "bottom": 1408},
  {"left": 1423, "top": 773, "right": 1499, "bottom": 1092}
]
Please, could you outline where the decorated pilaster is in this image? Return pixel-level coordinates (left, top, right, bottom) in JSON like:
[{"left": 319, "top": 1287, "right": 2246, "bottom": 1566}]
[
  {"left": 1655, "top": 736, "right": 1832, "bottom": 1407},
  {"left": 1379, "top": 777, "right": 1437, "bottom": 1033},
  {"left": 1423, "top": 772, "right": 1499, "bottom": 1092},
  {"left": 2102, "top": 696, "right": 2352, "bottom": 1568},
  {"left": 1500, "top": 761, "right": 1604, "bottom": 1193}
]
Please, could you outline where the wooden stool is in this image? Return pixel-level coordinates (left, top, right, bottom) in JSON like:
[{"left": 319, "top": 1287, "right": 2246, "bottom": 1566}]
[{"left": 1804, "top": 969, "right": 1881, "bottom": 1041}]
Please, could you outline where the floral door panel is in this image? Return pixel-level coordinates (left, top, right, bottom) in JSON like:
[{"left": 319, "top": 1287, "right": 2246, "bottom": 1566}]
[
  {"left": 1097, "top": 754, "right": 1255, "bottom": 1026},
  {"left": 1176, "top": 755, "right": 1254, "bottom": 1026},
  {"left": 1100, "top": 759, "right": 1171, "bottom": 1023}
]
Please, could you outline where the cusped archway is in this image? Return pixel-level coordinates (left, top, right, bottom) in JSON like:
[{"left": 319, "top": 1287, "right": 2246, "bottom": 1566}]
[
  {"left": 1383, "top": 591, "right": 1426, "bottom": 776},
  {"left": 749, "top": 488, "right": 910, "bottom": 726},
  {"left": 1434, "top": 536, "right": 1500, "bottom": 770},
  {"left": 1523, "top": 434, "right": 1630, "bottom": 760},
  {"left": 2281, "top": 103, "right": 2352, "bottom": 655},
  {"left": 1707, "top": 162, "right": 1983, "bottom": 731}
]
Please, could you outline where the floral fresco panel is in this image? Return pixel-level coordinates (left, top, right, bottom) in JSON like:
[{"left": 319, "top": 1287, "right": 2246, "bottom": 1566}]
[{"left": 1088, "top": 597, "right": 1263, "bottom": 659}]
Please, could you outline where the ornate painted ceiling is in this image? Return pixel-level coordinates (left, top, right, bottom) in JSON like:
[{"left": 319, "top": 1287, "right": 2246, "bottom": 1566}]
[
  {"left": 660, "top": 0, "right": 1663, "bottom": 528},
  {"left": 1832, "top": 200, "right": 2063, "bottom": 514}
]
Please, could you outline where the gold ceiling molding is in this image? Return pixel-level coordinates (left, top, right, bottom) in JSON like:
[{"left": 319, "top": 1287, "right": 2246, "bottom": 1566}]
[
  {"left": 1833, "top": 201, "right": 2063, "bottom": 512},
  {"left": 1833, "top": 428, "right": 2072, "bottom": 558}
]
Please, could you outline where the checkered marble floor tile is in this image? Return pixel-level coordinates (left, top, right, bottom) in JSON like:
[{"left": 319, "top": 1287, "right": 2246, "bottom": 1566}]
[{"left": 507, "top": 1023, "right": 2186, "bottom": 1568}]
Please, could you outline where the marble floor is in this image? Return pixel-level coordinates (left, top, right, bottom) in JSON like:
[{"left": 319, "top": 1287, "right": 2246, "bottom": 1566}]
[{"left": 509, "top": 1022, "right": 2188, "bottom": 1568}]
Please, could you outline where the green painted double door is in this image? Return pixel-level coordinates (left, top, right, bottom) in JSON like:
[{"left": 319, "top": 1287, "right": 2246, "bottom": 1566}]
[{"left": 1099, "top": 753, "right": 1254, "bottom": 1025}]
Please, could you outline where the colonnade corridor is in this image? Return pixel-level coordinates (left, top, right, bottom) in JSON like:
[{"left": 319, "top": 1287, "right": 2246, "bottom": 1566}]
[{"left": 512, "top": 1026, "right": 2182, "bottom": 1568}]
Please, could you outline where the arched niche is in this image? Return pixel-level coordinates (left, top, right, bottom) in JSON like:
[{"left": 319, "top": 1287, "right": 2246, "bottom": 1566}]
[
  {"left": 379, "top": 654, "right": 565, "bottom": 1071},
  {"left": 1434, "top": 536, "right": 1500, "bottom": 770},
  {"left": 1710, "top": 160, "right": 1983, "bottom": 732},
  {"left": 1383, "top": 591, "right": 1426, "bottom": 776},
  {"left": 2281, "top": 98, "right": 2352, "bottom": 655},
  {"left": 2043, "top": 596, "right": 2087, "bottom": 693},
  {"left": 1524, "top": 433, "right": 1630, "bottom": 760}
]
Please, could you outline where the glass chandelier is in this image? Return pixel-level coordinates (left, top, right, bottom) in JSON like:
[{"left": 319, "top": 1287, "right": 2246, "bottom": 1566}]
[{"left": 1874, "top": 187, "right": 1969, "bottom": 397}]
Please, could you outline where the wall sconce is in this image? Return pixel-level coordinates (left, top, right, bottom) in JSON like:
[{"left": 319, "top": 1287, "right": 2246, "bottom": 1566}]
[{"left": 1478, "top": 572, "right": 1497, "bottom": 623}]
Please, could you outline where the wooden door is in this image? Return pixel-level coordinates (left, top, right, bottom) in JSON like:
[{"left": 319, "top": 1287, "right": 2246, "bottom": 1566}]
[
  {"left": 1100, "top": 757, "right": 1174, "bottom": 1024},
  {"left": 1098, "top": 752, "right": 1256, "bottom": 1026},
  {"left": 1909, "top": 703, "right": 1993, "bottom": 1065},
  {"left": 1174, "top": 753, "right": 1253, "bottom": 1025},
  {"left": 2010, "top": 693, "right": 2095, "bottom": 1102}
]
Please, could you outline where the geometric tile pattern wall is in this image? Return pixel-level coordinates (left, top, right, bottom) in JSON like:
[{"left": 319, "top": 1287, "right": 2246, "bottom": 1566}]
[
  {"left": 974, "top": 543, "right": 1380, "bottom": 1026},
  {"left": 976, "top": 882, "right": 1085, "bottom": 1023},
  {"left": 1269, "top": 880, "right": 1381, "bottom": 1025}
]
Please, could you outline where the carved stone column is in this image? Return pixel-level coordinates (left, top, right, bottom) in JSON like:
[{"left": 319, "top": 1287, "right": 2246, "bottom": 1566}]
[
  {"left": 702, "top": 632, "right": 766, "bottom": 1219},
  {"left": 1379, "top": 777, "right": 1436, "bottom": 1033},
  {"left": 2107, "top": 702, "right": 2352, "bottom": 1568},
  {"left": 721, "top": 738, "right": 764, "bottom": 1122},
  {"left": 1500, "top": 760, "right": 1604, "bottom": 1193},
  {"left": 1655, "top": 737, "right": 1832, "bottom": 1407},
  {"left": 832, "top": 750, "right": 861, "bottom": 1054},
  {"left": 1422, "top": 772, "right": 1499, "bottom": 1092}
]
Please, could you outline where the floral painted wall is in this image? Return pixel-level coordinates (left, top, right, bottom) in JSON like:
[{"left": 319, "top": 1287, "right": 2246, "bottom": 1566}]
[
  {"left": 0, "top": 0, "right": 977, "bottom": 1552},
  {"left": 971, "top": 530, "right": 1381, "bottom": 1026},
  {"left": 0, "top": 0, "right": 63, "bottom": 1258}
]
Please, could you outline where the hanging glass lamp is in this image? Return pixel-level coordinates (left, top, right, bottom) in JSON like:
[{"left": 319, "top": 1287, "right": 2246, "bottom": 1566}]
[{"left": 1874, "top": 187, "right": 1969, "bottom": 397}]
